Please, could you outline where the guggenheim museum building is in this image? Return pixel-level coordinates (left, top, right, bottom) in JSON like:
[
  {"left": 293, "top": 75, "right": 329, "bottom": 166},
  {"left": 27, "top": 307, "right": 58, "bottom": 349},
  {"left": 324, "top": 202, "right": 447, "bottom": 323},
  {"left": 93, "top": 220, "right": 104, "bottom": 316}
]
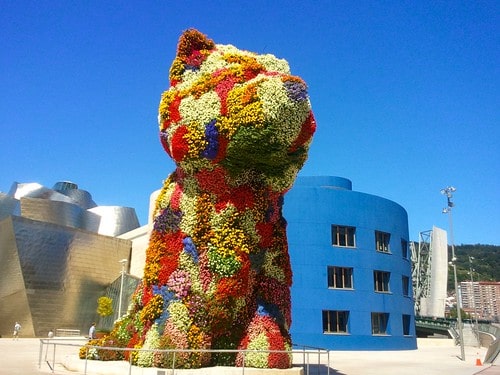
[{"left": 0, "top": 181, "right": 140, "bottom": 337}]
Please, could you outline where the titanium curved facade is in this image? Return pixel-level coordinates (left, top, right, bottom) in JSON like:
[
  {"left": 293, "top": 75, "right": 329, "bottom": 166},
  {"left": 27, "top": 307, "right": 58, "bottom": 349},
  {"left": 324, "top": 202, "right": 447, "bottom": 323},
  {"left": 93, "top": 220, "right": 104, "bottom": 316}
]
[
  {"left": 284, "top": 176, "right": 416, "bottom": 350},
  {"left": 0, "top": 181, "right": 140, "bottom": 337},
  {"left": 2, "top": 181, "right": 139, "bottom": 236},
  {"left": 87, "top": 206, "right": 141, "bottom": 237}
]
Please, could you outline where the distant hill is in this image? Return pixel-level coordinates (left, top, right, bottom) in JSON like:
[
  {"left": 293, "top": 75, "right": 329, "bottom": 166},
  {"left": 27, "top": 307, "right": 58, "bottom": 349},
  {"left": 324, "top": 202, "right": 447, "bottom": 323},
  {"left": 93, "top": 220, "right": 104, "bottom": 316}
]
[{"left": 450, "top": 244, "right": 500, "bottom": 288}]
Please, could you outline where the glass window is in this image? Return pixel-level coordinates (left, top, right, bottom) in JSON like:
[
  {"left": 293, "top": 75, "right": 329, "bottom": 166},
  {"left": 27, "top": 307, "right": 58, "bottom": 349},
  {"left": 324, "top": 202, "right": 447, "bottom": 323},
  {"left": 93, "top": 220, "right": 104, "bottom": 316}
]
[
  {"left": 401, "top": 239, "right": 408, "bottom": 258},
  {"left": 374, "top": 270, "right": 391, "bottom": 292},
  {"left": 402, "top": 314, "right": 411, "bottom": 336},
  {"left": 402, "top": 276, "right": 410, "bottom": 296},
  {"left": 371, "top": 312, "right": 389, "bottom": 335},
  {"left": 331, "top": 225, "right": 356, "bottom": 247},
  {"left": 323, "top": 310, "right": 349, "bottom": 333},
  {"left": 375, "top": 231, "right": 391, "bottom": 253},
  {"left": 327, "top": 266, "right": 353, "bottom": 289}
]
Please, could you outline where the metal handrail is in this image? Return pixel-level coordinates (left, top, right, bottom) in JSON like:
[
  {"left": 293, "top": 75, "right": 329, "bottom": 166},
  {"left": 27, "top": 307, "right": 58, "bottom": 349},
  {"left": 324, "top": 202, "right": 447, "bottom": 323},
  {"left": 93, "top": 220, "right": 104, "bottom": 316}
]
[{"left": 39, "top": 338, "right": 332, "bottom": 375}]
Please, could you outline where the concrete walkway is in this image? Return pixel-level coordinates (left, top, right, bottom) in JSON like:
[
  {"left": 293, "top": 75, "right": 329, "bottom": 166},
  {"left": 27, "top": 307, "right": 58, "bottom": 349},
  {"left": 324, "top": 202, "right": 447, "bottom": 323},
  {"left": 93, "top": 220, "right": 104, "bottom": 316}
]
[{"left": 0, "top": 337, "right": 497, "bottom": 375}]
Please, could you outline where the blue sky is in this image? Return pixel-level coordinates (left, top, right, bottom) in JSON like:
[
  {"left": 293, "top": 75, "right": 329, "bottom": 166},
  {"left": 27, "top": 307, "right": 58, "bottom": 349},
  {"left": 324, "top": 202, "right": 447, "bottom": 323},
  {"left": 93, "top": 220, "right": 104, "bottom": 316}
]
[{"left": 1, "top": 1, "right": 498, "bottom": 245}]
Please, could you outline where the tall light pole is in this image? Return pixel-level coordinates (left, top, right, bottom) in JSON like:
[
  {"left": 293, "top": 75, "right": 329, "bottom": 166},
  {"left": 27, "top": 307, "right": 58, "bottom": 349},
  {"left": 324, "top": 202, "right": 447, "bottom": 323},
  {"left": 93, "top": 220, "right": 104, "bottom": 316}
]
[
  {"left": 118, "top": 258, "right": 128, "bottom": 320},
  {"left": 469, "top": 256, "right": 480, "bottom": 347},
  {"left": 441, "top": 186, "right": 465, "bottom": 361}
]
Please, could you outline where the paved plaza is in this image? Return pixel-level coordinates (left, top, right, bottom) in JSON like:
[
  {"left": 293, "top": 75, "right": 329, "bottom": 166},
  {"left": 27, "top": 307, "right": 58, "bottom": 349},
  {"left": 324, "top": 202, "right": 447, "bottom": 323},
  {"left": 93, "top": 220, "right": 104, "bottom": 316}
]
[{"left": 0, "top": 337, "right": 497, "bottom": 375}]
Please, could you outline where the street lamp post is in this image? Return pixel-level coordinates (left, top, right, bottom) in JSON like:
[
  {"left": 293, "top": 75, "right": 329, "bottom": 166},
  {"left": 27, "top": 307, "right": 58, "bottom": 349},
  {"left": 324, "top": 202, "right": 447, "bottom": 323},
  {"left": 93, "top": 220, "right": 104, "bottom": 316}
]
[
  {"left": 441, "top": 186, "right": 465, "bottom": 361},
  {"left": 118, "top": 258, "right": 128, "bottom": 320},
  {"left": 469, "top": 256, "right": 480, "bottom": 347}
]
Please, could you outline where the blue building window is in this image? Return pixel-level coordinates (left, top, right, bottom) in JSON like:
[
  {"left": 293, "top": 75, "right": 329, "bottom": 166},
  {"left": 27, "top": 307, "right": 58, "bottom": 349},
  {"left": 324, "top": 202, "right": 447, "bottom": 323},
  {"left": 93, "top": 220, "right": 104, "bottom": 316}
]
[
  {"left": 402, "top": 314, "right": 411, "bottom": 335},
  {"left": 371, "top": 312, "right": 389, "bottom": 335},
  {"left": 327, "top": 266, "right": 353, "bottom": 289},
  {"left": 401, "top": 239, "right": 408, "bottom": 258},
  {"left": 375, "top": 231, "right": 391, "bottom": 253},
  {"left": 402, "top": 276, "right": 410, "bottom": 296},
  {"left": 374, "top": 270, "right": 391, "bottom": 292},
  {"left": 323, "top": 310, "right": 349, "bottom": 333},
  {"left": 331, "top": 225, "right": 356, "bottom": 247}
]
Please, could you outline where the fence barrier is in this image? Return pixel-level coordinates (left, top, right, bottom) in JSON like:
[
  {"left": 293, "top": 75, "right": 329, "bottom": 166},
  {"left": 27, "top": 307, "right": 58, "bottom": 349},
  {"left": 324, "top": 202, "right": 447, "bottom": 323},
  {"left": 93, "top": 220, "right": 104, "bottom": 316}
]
[
  {"left": 39, "top": 338, "right": 332, "bottom": 375},
  {"left": 55, "top": 329, "right": 81, "bottom": 337}
]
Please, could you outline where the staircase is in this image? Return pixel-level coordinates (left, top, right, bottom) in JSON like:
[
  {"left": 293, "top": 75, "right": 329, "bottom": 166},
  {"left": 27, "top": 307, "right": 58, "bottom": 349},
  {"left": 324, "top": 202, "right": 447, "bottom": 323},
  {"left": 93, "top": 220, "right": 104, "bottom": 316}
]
[{"left": 461, "top": 323, "right": 480, "bottom": 347}]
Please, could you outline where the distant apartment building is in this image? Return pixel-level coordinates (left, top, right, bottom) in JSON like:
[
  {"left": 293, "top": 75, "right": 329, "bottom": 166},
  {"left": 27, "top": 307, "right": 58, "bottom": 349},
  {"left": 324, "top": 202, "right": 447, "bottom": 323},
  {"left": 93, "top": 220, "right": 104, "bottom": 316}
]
[{"left": 460, "top": 281, "right": 500, "bottom": 321}]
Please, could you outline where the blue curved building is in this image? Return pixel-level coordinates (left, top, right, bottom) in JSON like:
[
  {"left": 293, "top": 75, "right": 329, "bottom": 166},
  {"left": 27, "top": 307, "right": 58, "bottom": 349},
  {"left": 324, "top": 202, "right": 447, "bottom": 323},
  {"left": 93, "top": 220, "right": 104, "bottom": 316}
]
[{"left": 285, "top": 176, "right": 416, "bottom": 350}]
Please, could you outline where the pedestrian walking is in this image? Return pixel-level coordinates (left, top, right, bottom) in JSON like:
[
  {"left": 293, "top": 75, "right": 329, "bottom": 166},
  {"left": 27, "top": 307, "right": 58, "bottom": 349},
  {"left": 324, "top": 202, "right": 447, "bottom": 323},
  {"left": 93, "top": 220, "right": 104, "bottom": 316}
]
[
  {"left": 13, "top": 322, "right": 21, "bottom": 340},
  {"left": 88, "top": 322, "right": 96, "bottom": 340}
]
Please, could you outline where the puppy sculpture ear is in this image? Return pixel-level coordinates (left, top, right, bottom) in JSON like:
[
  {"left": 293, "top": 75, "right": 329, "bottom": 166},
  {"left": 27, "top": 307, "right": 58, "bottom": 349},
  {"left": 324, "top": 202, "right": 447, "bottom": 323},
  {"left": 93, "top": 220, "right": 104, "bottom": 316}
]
[
  {"left": 176, "top": 28, "right": 215, "bottom": 58},
  {"left": 169, "top": 29, "right": 215, "bottom": 85}
]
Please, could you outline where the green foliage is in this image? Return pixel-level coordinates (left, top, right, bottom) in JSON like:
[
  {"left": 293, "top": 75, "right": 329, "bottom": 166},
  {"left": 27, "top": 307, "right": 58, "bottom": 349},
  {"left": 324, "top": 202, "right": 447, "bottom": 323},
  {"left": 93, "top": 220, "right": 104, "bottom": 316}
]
[
  {"left": 97, "top": 296, "right": 114, "bottom": 318},
  {"left": 448, "top": 306, "right": 470, "bottom": 319},
  {"left": 447, "top": 244, "right": 500, "bottom": 290}
]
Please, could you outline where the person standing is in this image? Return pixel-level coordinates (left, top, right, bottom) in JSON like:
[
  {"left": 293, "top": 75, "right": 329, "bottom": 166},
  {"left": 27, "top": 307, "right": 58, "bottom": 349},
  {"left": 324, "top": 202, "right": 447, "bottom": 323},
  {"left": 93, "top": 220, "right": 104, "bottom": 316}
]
[
  {"left": 13, "top": 322, "right": 21, "bottom": 340},
  {"left": 88, "top": 322, "right": 96, "bottom": 340}
]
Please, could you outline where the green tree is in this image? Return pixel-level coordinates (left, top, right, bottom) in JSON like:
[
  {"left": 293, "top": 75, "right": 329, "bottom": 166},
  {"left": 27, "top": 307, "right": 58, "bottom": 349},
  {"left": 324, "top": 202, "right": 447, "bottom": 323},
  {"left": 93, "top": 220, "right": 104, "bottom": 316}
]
[
  {"left": 448, "top": 306, "right": 470, "bottom": 320},
  {"left": 446, "top": 244, "right": 500, "bottom": 290},
  {"left": 97, "top": 296, "right": 113, "bottom": 318}
]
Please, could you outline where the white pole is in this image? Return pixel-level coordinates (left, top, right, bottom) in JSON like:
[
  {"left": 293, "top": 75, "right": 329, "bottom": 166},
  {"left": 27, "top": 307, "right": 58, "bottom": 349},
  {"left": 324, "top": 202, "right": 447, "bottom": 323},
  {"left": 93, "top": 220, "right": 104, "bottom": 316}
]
[
  {"left": 469, "top": 256, "right": 480, "bottom": 347},
  {"left": 118, "top": 259, "right": 128, "bottom": 319},
  {"left": 442, "top": 186, "right": 465, "bottom": 361}
]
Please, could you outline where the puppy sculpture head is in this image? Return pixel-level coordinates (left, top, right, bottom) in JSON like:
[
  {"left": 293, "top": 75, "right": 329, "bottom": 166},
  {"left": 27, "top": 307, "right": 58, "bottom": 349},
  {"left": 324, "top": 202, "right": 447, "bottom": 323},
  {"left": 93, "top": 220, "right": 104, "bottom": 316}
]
[{"left": 158, "top": 29, "right": 315, "bottom": 191}]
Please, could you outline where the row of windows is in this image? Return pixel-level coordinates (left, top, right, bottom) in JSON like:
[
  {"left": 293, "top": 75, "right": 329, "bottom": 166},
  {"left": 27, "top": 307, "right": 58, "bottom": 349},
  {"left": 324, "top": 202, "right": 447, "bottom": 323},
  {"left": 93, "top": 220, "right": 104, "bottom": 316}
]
[
  {"left": 331, "top": 225, "right": 408, "bottom": 258},
  {"left": 322, "top": 310, "right": 412, "bottom": 336},
  {"left": 327, "top": 266, "right": 410, "bottom": 295}
]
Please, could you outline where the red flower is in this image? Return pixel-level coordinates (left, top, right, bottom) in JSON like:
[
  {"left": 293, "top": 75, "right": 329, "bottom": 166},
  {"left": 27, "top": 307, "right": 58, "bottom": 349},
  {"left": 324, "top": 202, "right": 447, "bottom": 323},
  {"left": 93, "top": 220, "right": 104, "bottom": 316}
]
[
  {"left": 214, "top": 73, "right": 237, "bottom": 116},
  {"left": 212, "top": 135, "right": 228, "bottom": 163},
  {"left": 158, "top": 231, "right": 185, "bottom": 280},
  {"left": 141, "top": 285, "right": 153, "bottom": 306},
  {"left": 289, "top": 111, "right": 316, "bottom": 153},
  {"left": 267, "top": 329, "right": 291, "bottom": 368},
  {"left": 171, "top": 125, "right": 190, "bottom": 162},
  {"left": 196, "top": 167, "right": 229, "bottom": 195},
  {"left": 256, "top": 222, "right": 274, "bottom": 248},
  {"left": 124, "top": 332, "right": 140, "bottom": 361},
  {"left": 161, "top": 95, "right": 182, "bottom": 131},
  {"left": 228, "top": 186, "right": 255, "bottom": 211},
  {"left": 198, "top": 253, "right": 213, "bottom": 292},
  {"left": 217, "top": 260, "right": 251, "bottom": 299},
  {"left": 169, "top": 95, "right": 182, "bottom": 123},
  {"left": 171, "top": 184, "right": 183, "bottom": 211},
  {"left": 185, "top": 50, "right": 204, "bottom": 67}
]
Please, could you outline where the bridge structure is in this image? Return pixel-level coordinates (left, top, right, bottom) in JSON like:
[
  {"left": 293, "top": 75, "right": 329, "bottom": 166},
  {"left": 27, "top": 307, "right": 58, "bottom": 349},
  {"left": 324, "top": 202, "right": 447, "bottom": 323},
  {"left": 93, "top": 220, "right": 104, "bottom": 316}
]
[
  {"left": 411, "top": 227, "right": 500, "bottom": 364},
  {"left": 410, "top": 227, "right": 448, "bottom": 318},
  {"left": 415, "top": 317, "right": 455, "bottom": 338}
]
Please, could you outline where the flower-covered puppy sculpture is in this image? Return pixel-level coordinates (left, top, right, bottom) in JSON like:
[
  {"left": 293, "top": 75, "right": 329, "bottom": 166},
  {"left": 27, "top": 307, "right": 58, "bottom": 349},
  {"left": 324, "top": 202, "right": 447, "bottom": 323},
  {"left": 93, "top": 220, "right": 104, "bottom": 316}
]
[{"left": 98, "top": 29, "right": 315, "bottom": 369}]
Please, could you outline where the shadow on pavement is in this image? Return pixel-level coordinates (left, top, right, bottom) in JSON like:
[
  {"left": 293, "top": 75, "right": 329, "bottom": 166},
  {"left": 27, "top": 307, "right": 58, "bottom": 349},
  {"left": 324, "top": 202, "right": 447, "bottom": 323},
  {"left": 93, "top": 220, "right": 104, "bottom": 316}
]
[{"left": 297, "top": 364, "right": 347, "bottom": 375}]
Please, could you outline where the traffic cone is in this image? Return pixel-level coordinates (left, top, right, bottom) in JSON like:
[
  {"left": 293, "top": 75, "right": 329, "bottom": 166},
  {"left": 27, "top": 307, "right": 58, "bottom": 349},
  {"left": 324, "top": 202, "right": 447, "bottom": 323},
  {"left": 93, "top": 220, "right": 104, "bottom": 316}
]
[{"left": 475, "top": 353, "right": 483, "bottom": 366}]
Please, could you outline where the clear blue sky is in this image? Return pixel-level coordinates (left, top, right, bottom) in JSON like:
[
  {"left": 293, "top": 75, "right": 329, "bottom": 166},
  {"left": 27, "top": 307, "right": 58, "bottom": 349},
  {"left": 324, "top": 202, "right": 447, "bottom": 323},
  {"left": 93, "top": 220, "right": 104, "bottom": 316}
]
[{"left": 1, "top": 1, "right": 498, "bottom": 245}]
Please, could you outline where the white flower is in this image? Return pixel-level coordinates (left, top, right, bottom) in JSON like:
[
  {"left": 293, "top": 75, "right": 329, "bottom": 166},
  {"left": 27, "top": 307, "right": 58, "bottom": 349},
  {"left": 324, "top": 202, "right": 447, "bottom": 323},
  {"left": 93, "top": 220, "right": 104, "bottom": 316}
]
[{"left": 179, "top": 91, "right": 221, "bottom": 129}]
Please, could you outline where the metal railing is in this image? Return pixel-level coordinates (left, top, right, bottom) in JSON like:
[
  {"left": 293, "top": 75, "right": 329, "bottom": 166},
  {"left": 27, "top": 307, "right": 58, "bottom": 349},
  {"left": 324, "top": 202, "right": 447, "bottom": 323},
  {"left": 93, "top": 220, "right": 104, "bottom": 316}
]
[
  {"left": 293, "top": 344, "right": 331, "bottom": 375},
  {"left": 55, "top": 329, "right": 81, "bottom": 337},
  {"left": 39, "top": 338, "right": 332, "bottom": 375}
]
